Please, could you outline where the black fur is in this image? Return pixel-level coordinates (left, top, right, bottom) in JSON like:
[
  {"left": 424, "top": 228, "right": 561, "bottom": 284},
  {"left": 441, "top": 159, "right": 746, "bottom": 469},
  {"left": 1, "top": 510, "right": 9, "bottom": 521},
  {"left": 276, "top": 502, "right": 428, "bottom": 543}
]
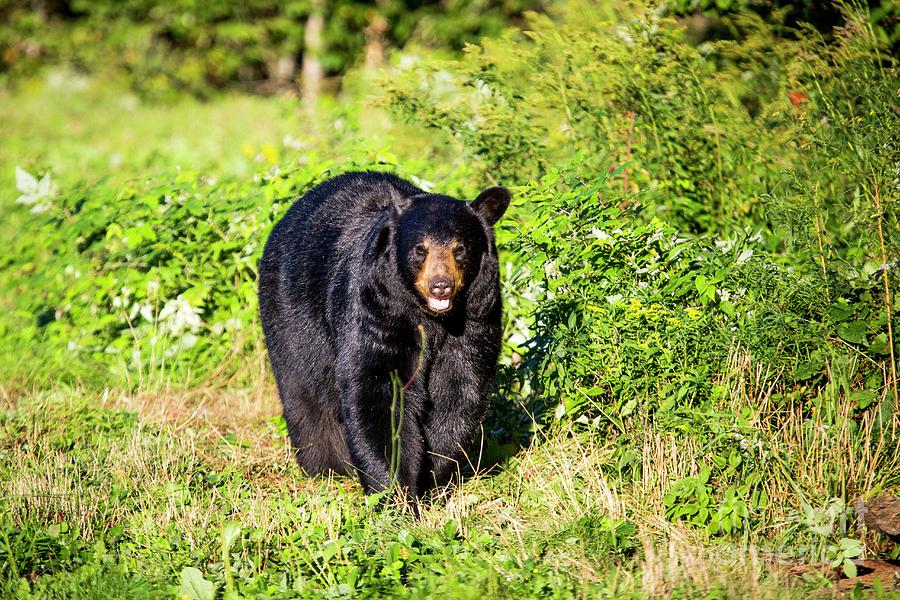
[{"left": 258, "top": 171, "right": 509, "bottom": 500}]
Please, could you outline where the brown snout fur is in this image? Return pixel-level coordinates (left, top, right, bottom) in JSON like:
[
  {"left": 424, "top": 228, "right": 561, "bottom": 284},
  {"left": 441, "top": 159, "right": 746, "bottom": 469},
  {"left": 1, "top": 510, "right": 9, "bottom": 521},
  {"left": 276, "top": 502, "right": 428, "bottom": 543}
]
[{"left": 414, "top": 238, "right": 464, "bottom": 302}]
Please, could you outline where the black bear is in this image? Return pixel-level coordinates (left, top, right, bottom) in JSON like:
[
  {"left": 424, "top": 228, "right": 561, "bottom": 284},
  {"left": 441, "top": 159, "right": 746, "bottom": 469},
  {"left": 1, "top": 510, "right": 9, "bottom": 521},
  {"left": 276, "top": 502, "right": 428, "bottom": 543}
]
[{"left": 258, "top": 171, "right": 509, "bottom": 502}]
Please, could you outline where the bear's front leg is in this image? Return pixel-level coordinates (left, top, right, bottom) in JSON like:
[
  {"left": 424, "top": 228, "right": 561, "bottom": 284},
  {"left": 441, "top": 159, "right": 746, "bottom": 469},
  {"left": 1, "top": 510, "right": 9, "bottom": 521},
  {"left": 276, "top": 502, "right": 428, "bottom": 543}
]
[{"left": 336, "top": 365, "right": 425, "bottom": 499}]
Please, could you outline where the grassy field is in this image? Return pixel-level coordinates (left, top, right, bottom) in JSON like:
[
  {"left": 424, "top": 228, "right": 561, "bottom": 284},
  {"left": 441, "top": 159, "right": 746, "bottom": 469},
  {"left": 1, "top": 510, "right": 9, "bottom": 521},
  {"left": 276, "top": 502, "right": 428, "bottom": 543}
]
[{"left": 1, "top": 8, "right": 898, "bottom": 598}]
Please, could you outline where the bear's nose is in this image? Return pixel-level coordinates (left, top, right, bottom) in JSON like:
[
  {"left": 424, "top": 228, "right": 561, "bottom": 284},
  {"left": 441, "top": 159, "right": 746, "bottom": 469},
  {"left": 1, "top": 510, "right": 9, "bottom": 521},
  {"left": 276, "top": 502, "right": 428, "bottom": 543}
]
[{"left": 429, "top": 279, "right": 453, "bottom": 299}]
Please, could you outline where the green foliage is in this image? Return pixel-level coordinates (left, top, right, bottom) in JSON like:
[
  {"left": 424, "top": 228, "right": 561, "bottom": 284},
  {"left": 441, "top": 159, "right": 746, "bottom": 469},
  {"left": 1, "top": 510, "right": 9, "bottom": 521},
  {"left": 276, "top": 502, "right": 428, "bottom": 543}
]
[
  {"left": 826, "top": 537, "right": 864, "bottom": 579},
  {"left": 179, "top": 567, "right": 216, "bottom": 600},
  {"left": 547, "top": 511, "right": 638, "bottom": 558},
  {"left": 662, "top": 0, "right": 900, "bottom": 49},
  {"left": 664, "top": 467, "right": 715, "bottom": 527},
  {"left": 506, "top": 170, "right": 837, "bottom": 428},
  {"left": 384, "top": 5, "right": 793, "bottom": 232},
  {"left": 1, "top": 0, "right": 309, "bottom": 98},
  {"left": 0, "top": 0, "right": 540, "bottom": 99},
  {"left": 3, "top": 170, "right": 273, "bottom": 385},
  {"left": 0, "top": 394, "right": 646, "bottom": 598},
  {"left": 766, "top": 12, "right": 899, "bottom": 299},
  {"left": 386, "top": 0, "right": 897, "bottom": 438}
]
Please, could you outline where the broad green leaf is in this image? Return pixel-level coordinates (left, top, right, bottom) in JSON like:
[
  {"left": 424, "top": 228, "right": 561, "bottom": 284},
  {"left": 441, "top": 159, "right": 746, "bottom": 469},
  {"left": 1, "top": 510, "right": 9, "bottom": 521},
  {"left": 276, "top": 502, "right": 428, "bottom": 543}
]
[
  {"left": 179, "top": 567, "right": 216, "bottom": 600},
  {"left": 842, "top": 558, "right": 857, "bottom": 579},
  {"left": 868, "top": 332, "right": 889, "bottom": 355},
  {"left": 836, "top": 321, "right": 867, "bottom": 345},
  {"left": 443, "top": 519, "right": 458, "bottom": 539},
  {"left": 719, "top": 300, "right": 736, "bottom": 317},
  {"left": 222, "top": 522, "right": 241, "bottom": 551},
  {"left": 694, "top": 274, "right": 715, "bottom": 304},
  {"left": 850, "top": 390, "right": 877, "bottom": 409}
]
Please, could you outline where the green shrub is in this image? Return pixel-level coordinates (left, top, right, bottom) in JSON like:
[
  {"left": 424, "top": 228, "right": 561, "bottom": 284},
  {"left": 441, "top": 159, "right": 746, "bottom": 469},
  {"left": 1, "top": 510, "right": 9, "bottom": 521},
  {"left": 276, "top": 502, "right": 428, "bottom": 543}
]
[
  {"left": 1, "top": 160, "right": 390, "bottom": 386},
  {"left": 383, "top": 3, "right": 792, "bottom": 232},
  {"left": 504, "top": 171, "right": 836, "bottom": 430}
]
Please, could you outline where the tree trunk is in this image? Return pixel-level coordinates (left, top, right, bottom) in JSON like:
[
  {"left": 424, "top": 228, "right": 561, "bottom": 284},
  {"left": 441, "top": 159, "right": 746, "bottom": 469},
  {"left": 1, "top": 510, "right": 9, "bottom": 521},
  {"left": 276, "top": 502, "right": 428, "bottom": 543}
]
[
  {"left": 301, "top": 0, "right": 324, "bottom": 112},
  {"left": 364, "top": 13, "right": 389, "bottom": 72}
]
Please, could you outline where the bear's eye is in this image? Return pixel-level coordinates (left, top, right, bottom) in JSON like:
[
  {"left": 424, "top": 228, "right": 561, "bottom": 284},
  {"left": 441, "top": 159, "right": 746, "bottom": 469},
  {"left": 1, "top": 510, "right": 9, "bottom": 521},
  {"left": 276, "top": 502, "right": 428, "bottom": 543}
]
[
  {"left": 453, "top": 247, "right": 466, "bottom": 261},
  {"left": 414, "top": 244, "right": 427, "bottom": 259}
]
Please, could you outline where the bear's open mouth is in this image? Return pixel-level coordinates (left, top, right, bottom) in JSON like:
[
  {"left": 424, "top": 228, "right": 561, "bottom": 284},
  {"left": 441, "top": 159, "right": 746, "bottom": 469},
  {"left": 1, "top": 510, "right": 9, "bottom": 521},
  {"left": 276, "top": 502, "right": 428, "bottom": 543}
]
[{"left": 427, "top": 296, "right": 451, "bottom": 312}]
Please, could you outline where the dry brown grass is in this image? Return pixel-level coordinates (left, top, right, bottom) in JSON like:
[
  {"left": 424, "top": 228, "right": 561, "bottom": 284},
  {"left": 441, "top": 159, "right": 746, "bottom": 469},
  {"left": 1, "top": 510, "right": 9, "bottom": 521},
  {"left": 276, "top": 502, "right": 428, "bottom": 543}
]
[{"left": 5, "top": 450, "right": 117, "bottom": 536}]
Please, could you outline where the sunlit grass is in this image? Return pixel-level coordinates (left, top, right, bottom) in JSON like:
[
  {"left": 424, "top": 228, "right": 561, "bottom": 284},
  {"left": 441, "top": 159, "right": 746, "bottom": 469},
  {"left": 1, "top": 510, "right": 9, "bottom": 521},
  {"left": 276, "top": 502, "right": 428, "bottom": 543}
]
[{"left": 0, "top": 68, "right": 303, "bottom": 204}]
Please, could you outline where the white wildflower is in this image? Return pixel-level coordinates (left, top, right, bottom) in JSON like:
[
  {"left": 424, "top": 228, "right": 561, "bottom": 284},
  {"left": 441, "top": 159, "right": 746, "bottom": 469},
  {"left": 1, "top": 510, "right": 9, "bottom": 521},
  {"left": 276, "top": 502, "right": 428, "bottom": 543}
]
[
  {"left": 282, "top": 134, "right": 306, "bottom": 151},
  {"left": 590, "top": 227, "right": 612, "bottom": 242},
  {"left": 472, "top": 79, "right": 493, "bottom": 101},
  {"left": 211, "top": 318, "right": 243, "bottom": 336},
  {"left": 737, "top": 249, "right": 754, "bottom": 264},
  {"left": 158, "top": 297, "right": 203, "bottom": 335},
  {"left": 615, "top": 25, "right": 634, "bottom": 44},
  {"left": 426, "top": 70, "right": 458, "bottom": 100},
  {"left": 397, "top": 54, "right": 418, "bottom": 70},
  {"left": 15, "top": 166, "right": 57, "bottom": 208},
  {"left": 715, "top": 239, "right": 734, "bottom": 253},
  {"left": 139, "top": 304, "right": 154, "bottom": 322},
  {"left": 646, "top": 229, "right": 665, "bottom": 245},
  {"left": 180, "top": 332, "right": 199, "bottom": 350},
  {"left": 544, "top": 260, "right": 560, "bottom": 279},
  {"left": 554, "top": 402, "right": 566, "bottom": 419}
]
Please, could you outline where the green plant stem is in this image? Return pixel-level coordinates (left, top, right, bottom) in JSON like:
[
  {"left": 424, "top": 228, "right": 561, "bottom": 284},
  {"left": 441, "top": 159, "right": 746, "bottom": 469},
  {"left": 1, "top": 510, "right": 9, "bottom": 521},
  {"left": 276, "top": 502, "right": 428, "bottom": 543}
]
[{"left": 873, "top": 183, "right": 898, "bottom": 409}]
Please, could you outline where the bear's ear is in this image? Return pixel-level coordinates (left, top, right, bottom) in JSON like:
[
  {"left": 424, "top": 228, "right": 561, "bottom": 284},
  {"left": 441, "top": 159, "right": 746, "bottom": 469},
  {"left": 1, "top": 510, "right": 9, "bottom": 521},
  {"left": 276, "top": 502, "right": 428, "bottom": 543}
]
[{"left": 470, "top": 186, "right": 510, "bottom": 226}]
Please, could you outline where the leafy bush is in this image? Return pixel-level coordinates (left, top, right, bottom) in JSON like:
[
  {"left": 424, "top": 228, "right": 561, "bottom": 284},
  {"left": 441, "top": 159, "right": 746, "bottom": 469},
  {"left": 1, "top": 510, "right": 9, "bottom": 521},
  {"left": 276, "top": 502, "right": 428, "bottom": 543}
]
[
  {"left": 504, "top": 170, "right": 838, "bottom": 429},
  {"left": 1, "top": 161, "right": 373, "bottom": 386},
  {"left": 384, "top": 5, "right": 795, "bottom": 232}
]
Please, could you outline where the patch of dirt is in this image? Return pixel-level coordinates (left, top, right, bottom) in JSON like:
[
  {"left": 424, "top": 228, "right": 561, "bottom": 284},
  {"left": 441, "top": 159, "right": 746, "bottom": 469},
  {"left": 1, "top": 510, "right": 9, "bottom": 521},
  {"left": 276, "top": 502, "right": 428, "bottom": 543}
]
[{"left": 787, "top": 559, "right": 900, "bottom": 596}]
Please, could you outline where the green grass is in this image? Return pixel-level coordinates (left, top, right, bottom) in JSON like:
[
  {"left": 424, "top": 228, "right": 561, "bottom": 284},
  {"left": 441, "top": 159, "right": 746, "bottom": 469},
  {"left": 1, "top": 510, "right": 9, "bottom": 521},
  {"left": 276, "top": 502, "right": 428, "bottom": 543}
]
[
  {"left": 0, "top": 68, "right": 302, "bottom": 196},
  {"left": 0, "top": 386, "right": 819, "bottom": 599},
  {"left": 3, "top": 355, "right": 894, "bottom": 598}
]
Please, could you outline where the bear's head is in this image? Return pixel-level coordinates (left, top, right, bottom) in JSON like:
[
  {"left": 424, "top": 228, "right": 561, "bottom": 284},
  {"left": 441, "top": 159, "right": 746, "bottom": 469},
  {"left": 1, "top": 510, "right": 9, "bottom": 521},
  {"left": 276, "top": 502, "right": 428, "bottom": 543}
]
[{"left": 389, "top": 187, "right": 509, "bottom": 316}]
